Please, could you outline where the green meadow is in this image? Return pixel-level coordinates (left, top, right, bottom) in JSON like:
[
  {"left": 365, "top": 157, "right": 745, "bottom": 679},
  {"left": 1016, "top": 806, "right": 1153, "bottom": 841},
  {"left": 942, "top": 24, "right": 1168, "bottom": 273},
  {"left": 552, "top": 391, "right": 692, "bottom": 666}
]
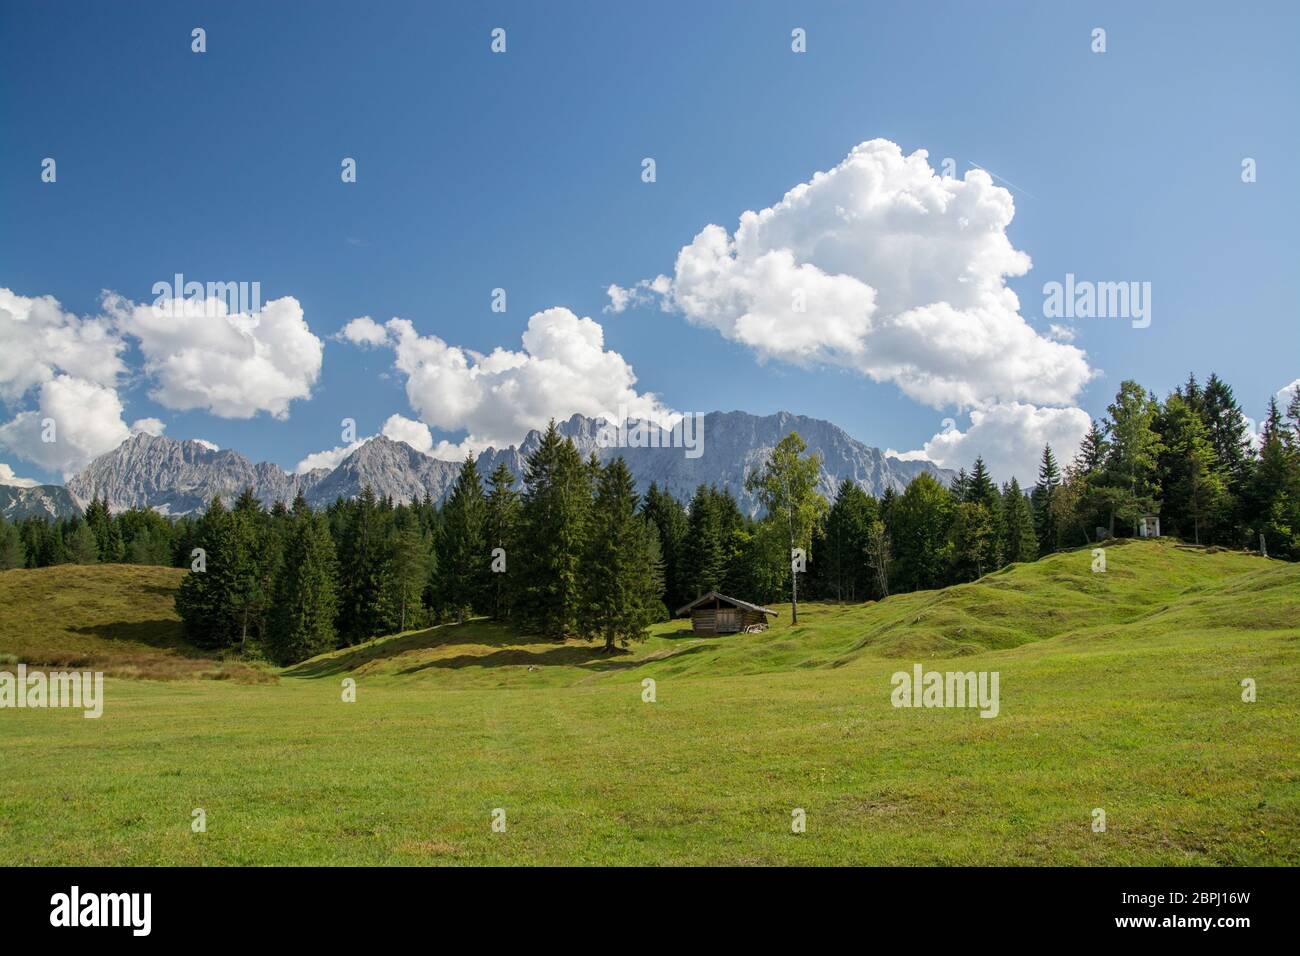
[{"left": 1, "top": 538, "right": 1297, "bottom": 865}]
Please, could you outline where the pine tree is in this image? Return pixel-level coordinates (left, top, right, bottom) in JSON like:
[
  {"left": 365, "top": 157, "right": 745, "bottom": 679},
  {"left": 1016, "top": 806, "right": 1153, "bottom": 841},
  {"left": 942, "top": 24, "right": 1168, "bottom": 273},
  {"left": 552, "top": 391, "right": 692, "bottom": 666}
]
[
  {"left": 1249, "top": 397, "right": 1300, "bottom": 558},
  {"left": 967, "top": 456, "right": 1004, "bottom": 569},
  {"left": 483, "top": 462, "right": 520, "bottom": 621},
  {"left": 681, "top": 484, "right": 725, "bottom": 599},
  {"left": 336, "top": 487, "right": 387, "bottom": 643},
  {"left": 889, "top": 473, "right": 953, "bottom": 592},
  {"left": 1201, "top": 373, "right": 1252, "bottom": 487},
  {"left": 814, "top": 479, "right": 876, "bottom": 601},
  {"left": 1032, "top": 444, "right": 1061, "bottom": 555},
  {"left": 175, "top": 496, "right": 237, "bottom": 649},
  {"left": 1158, "top": 393, "right": 1227, "bottom": 544},
  {"left": 0, "top": 515, "right": 28, "bottom": 570},
  {"left": 950, "top": 501, "right": 994, "bottom": 581},
  {"left": 641, "top": 482, "right": 689, "bottom": 612},
  {"left": 578, "top": 458, "right": 663, "bottom": 651},
  {"left": 437, "top": 455, "right": 487, "bottom": 622},
  {"left": 1076, "top": 421, "right": 1109, "bottom": 476},
  {"left": 1002, "top": 478, "right": 1038, "bottom": 563},
  {"left": 1103, "top": 380, "right": 1164, "bottom": 535},
  {"left": 228, "top": 487, "right": 272, "bottom": 652},
  {"left": 518, "top": 422, "right": 590, "bottom": 637},
  {"left": 379, "top": 512, "right": 432, "bottom": 633},
  {"left": 65, "top": 520, "right": 99, "bottom": 564},
  {"left": 265, "top": 509, "right": 339, "bottom": 665}
]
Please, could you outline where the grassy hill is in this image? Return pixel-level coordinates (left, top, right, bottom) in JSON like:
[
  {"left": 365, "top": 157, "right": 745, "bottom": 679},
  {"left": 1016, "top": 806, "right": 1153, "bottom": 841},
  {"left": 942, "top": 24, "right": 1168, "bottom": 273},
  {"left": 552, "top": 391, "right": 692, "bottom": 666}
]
[
  {"left": 1, "top": 540, "right": 1297, "bottom": 865},
  {"left": 0, "top": 564, "right": 271, "bottom": 681}
]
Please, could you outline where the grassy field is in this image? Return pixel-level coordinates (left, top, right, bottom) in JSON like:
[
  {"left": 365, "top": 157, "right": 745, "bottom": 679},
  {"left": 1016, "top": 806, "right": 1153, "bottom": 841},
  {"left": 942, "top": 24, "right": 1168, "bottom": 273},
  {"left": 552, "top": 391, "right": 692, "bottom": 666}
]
[{"left": 1, "top": 539, "right": 1297, "bottom": 865}]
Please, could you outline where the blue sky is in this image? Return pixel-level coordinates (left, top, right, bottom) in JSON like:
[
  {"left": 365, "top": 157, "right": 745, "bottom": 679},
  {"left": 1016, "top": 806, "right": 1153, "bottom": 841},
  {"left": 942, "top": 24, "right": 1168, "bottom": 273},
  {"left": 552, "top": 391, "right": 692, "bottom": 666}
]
[{"left": 2, "top": 0, "right": 1297, "bottom": 487}]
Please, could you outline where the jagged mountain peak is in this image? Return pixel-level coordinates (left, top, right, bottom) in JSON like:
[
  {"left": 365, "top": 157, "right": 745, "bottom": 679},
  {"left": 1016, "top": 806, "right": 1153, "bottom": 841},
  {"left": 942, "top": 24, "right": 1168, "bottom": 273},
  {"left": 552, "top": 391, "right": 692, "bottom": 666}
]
[{"left": 54, "top": 410, "right": 953, "bottom": 518}]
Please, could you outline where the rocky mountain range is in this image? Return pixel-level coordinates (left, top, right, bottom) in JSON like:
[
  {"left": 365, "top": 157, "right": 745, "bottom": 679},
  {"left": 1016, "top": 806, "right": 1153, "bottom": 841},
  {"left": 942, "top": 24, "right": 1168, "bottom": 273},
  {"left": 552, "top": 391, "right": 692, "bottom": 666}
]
[
  {"left": 0, "top": 484, "right": 82, "bottom": 521},
  {"left": 17, "top": 411, "right": 952, "bottom": 519}
]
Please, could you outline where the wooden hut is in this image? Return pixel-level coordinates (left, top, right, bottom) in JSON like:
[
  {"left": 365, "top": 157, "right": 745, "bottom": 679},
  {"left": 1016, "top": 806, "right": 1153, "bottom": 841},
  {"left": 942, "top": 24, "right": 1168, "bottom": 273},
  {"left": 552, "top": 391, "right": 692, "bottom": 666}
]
[{"left": 675, "top": 592, "right": 777, "bottom": 634}]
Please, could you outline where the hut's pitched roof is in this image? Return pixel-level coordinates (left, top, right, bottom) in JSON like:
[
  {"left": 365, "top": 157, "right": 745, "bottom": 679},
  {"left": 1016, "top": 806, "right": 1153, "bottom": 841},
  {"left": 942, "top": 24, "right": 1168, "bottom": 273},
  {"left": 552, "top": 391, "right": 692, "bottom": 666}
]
[{"left": 674, "top": 591, "right": 778, "bottom": 617}]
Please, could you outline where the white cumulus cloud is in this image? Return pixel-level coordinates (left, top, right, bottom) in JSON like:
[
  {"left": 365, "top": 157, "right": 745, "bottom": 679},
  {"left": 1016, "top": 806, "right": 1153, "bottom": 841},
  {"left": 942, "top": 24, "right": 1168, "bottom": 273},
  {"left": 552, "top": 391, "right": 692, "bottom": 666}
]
[
  {"left": 337, "top": 315, "right": 390, "bottom": 347},
  {"left": 106, "top": 293, "right": 323, "bottom": 419},
  {"left": 910, "top": 402, "right": 1093, "bottom": 485},
  {"left": 294, "top": 414, "right": 435, "bottom": 474},
  {"left": 0, "top": 288, "right": 125, "bottom": 401},
  {"left": 0, "top": 375, "right": 132, "bottom": 478},
  {"left": 0, "top": 463, "right": 41, "bottom": 488},
  {"left": 609, "top": 139, "right": 1094, "bottom": 411},
  {"left": 343, "top": 307, "right": 676, "bottom": 458},
  {"left": 130, "top": 417, "right": 166, "bottom": 437}
]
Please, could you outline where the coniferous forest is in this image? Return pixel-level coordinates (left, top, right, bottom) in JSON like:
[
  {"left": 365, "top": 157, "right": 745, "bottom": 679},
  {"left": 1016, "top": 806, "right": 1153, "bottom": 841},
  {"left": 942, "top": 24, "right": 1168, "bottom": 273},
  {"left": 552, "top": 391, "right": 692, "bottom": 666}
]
[{"left": 3, "top": 374, "right": 1299, "bottom": 665}]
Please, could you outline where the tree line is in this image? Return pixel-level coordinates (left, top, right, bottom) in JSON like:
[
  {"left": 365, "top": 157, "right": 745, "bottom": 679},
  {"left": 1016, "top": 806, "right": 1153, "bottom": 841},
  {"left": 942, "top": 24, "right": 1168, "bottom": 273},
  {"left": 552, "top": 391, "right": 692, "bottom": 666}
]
[{"left": 2, "top": 372, "right": 1297, "bottom": 665}]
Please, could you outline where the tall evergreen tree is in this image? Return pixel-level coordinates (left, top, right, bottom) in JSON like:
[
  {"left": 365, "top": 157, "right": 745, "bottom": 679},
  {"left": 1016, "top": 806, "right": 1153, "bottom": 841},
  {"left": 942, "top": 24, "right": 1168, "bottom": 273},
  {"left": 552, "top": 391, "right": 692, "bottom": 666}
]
[
  {"left": 265, "top": 506, "right": 340, "bottom": 665},
  {"left": 813, "top": 479, "right": 876, "bottom": 601},
  {"left": 681, "top": 484, "right": 725, "bottom": 599},
  {"left": 381, "top": 516, "right": 431, "bottom": 632},
  {"left": 950, "top": 501, "right": 994, "bottom": 581},
  {"left": 65, "top": 519, "right": 99, "bottom": 564},
  {"left": 228, "top": 487, "right": 273, "bottom": 652},
  {"left": 0, "top": 516, "right": 27, "bottom": 570},
  {"left": 517, "top": 421, "right": 591, "bottom": 637},
  {"left": 1002, "top": 478, "right": 1038, "bottom": 563},
  {"left": 437, "top": 455, "right": 487, "bottom": 621},
  {"left": 966, "top": 456, "right": 1004, "bottom": 569},
  {"left": 1103, "top": 380, "right": 1164, "bottom": 535},
  {"left": 483, "top": 462, "right": 521, "bottom": 621},
  {"left": 1032, "top": 444, "right": 1061, "bottom": 555},
  {"left": 1249, "top": 397, "right": 1300, "bottom": 558},
  {"left": 889, "top": 472, "right": 953, "bottom": 592},
  {"left": 1158, "top": 393, "right": 1227, "bottom": 544},
  {"left": 336, "top": 486, "right": 387, "bottom": 643},
  {"left": 175, "top": 496, "right": 237, "bottom": 649},
  {"left": 578, "top": 458, "right": 663, "bottom": 651},
  {"left": 641, "top": 482, "right": 688, "bottom": 612}
]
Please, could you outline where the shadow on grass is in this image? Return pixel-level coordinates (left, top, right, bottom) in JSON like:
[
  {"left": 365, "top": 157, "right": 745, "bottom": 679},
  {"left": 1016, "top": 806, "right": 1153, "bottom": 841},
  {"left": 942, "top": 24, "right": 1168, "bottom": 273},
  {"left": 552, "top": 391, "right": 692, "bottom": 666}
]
[
  {"left": 284, "top": 618, "right": 557, "bottom": 678},
  {"left": 70, "top": 619, "right": 196, "bottom": 652},
  {"left": 396, "top": 639, "right": 720, "bottom": 675}
]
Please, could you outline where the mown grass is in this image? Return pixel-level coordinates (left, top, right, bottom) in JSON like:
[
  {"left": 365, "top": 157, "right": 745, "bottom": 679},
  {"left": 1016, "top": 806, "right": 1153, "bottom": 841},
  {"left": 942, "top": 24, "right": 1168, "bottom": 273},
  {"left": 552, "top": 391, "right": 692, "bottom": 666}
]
[{"left": 1, "top": 540, "right": 1297, "bottom": 865}]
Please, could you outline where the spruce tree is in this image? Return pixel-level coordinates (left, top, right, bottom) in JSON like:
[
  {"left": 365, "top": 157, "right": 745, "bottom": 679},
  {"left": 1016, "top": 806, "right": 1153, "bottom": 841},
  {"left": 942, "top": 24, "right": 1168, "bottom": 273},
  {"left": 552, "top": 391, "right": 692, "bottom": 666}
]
[
  {"left": 1158, "top": 393, "right": 1226, "bottom": 544},
  {"left": 967, "top": 456, "right": 1004, "bottom": 570},
  {"left": 889, "top": 472, "right": 953, "bottom": 592},
  {"left": 266, "top": 508, "right": 340, "bottom": 665},
  {"left": 483, "top": 462, "right": 520, "bottom": 621},
  {"left": 228, "top": 487, "right": 272, "bottom": 652},
  {"left": 1032, "top": 444, "right": 1061, "bottom": 555},
  {"left": 0, "top": 516, "right": 26, "bottom": 570},
  {"left": 380, "top": 513, "right": 432, "bottom": 633},
  {"left": 518, "top": 422, "right": 590, "bottom": 637},
  {"left": 1002, "top": 478, "right": 1038, "bottom": 563},
  {"left": 336, "top": 487, "right": 387, "bottom": 643},
  {"left": 1249, "top": 397, "right": 1300, "bottom": 558},
  {"left": 681, "top": 484, "right": 724, "bottom": 599},
  {"left": 950, "top": 501, "right": 994, "bottom": 581},
  {"left": 579, "top": 458, "right": 662, "bottom": 651},
  {"left": 640, "top": 482, "right": 688, "bottom": 611},
  {"left": 65, "top": 520, "right": 99, "bottom": 563},
  {"left": 437, "top": 455, "right": 487, "bottom": 622},
  {"left": 175, "top": 496, "right": 237, "bottom": 649}
]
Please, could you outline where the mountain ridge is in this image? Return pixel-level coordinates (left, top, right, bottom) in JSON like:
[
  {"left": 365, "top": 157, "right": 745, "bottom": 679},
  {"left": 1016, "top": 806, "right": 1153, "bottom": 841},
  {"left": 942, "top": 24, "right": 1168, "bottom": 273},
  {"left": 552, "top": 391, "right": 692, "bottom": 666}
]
[{"left": 34, "top": 410, "right": 954, "bottom": 518}]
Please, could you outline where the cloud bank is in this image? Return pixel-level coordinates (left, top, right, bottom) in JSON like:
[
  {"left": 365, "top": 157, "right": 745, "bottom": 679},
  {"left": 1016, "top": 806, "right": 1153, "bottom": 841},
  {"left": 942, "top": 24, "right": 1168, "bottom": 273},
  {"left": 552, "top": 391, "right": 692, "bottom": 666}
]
[
  {"left": 339, "top": 306, "right": 676, "bottom": 459},
  {"left": 608, "top": 138, "right": 1097, "bottom": 481}
]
